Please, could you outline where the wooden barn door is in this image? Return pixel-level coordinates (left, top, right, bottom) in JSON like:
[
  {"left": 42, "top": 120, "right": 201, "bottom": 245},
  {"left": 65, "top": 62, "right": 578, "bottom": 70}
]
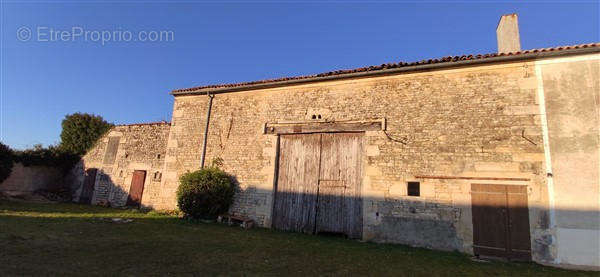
[
  {"left": 80, "top": 168, "right": 97, "bottom": 204},
  {"left": 126, "top": 170, "right": 146, "bottom": 207},
  {"left": 471, "top": 184, "right": 531, "bottom": 261},
  {"left": 272, "top": 134, "right": 321, "bottom": 233},
  {"left": 273, "top": 132, "right": 363, "bottom": 238},
  {"left": 316, "top": 133, "right": 363, "bottom": 238}
]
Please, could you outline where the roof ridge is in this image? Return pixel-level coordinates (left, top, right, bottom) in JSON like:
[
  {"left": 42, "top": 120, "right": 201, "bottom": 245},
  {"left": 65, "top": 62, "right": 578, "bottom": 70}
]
[{"left": 172, "top": 42, "right": 599, "bottom": 94}]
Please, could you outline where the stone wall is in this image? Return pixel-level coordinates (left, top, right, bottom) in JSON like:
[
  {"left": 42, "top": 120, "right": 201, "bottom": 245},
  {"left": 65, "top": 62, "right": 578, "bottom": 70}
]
[
  {"left": 0, "top": 162, "right": 62, "bottom": 196},
  {"left": 113, "top": 51, "right": 596, "bottom": 269},
  {"left": 160, "top": 57, "right": 553, "bottom": 258},
  {"left": 70, "top": 122, "right": 170, "bottom": 208}
]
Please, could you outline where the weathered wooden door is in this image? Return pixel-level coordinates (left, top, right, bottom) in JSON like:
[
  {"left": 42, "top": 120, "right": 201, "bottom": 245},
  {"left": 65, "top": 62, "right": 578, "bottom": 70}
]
[
  {"left": 80, "top": 168, "right": 97, "bottom": 204},
  {"left": 316, "top": 133, "right": 363, "bottom": 238},
  {"left": 471, "top": 184, "right": 531, "bottom": 261},
  {"left": 272, "top": 134, "right": 321, "bottom": 233},
  {"left": 126, "top": 170, "right": 146, "bottom": 207},
  {"left": 273, "top": 132, "right": 363, "bottom": 238}
]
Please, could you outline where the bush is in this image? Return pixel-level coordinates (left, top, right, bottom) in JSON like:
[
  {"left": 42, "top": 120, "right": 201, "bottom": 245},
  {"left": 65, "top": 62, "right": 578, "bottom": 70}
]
[
  {"left": 176, "top": 167, "right": 235, "bottom": 220},
  {"left": 0, "top": 142, "right": 13, "bottom": 183},
  {"left": 13, "top": 144, "right": 79, "bottom": 176},
  {"left": 60, "top": 113, "right": 113, "bottom": 156}
]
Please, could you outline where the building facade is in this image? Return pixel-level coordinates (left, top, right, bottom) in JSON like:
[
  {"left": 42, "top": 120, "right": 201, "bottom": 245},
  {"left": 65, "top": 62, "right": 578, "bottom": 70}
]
[
  {"left": 70, "top": 122, "right": 170, "bottom": 207},
  {"left": 71, "top": 16, "right": 599, "bottom": 270}
]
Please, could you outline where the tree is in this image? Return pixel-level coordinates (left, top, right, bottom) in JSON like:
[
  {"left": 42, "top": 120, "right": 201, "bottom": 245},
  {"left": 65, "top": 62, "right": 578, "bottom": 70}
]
[
  {"left": 0, "top": 142, "right": 13, "bottom": 183},
  {"left": 59, "top": 113, "right": 113, "bottom": 156}
]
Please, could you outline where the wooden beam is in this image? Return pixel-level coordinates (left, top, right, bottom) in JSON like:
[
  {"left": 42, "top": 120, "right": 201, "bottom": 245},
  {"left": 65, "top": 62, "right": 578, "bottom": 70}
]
[
  {"left": 414, "top": 175, "right": 530, "bottom": 182},
  {"left": 265, "top": 120, "right": 383, "bottom": 135}
]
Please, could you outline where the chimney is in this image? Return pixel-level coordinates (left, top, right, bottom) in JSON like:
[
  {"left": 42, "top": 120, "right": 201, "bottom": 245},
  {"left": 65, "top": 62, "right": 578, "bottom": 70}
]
[{"left": 496, "top": 13, "right": 521, "bottom": 53}]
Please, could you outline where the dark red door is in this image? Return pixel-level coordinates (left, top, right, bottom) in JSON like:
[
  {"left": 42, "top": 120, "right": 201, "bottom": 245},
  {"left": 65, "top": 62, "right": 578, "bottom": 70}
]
[
  {"left": 80, "top": 168, "right": 97, "bottom": 204},
  {"left": 126, "top": 170, "right": 146, "bottom": 207}
]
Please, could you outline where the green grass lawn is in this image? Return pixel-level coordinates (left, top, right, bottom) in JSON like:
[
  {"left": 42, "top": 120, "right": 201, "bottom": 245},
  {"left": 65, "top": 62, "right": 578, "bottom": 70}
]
[{"left": 0, "top": 200, "right": 593, "bottom": 276}]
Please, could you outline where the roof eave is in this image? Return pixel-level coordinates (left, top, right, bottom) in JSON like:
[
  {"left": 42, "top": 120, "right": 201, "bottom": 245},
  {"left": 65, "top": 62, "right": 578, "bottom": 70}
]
[{"left": 171, "top": 46, "right": 600, "bottom": 96}]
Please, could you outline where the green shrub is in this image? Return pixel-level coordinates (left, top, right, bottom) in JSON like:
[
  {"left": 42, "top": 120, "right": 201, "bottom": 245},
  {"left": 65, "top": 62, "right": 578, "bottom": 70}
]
[
  {"left": 176, "top": 167, "right": 235, "bottom": 219},
  {"left": 0, "top": 142, "right": 13, "bottom": 183},
  {"left": 13, "top": 144, "right": 79, "bottom": 176}
]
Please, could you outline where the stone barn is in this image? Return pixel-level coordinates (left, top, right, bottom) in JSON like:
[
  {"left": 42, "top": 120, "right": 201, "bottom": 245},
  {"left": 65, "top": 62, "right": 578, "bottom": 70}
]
[
  {"left": 71, "top": 15, "right": 599, "bottom": 270},
  {"left": 70, "top": 122, "right": 170, "bottom": 207}
]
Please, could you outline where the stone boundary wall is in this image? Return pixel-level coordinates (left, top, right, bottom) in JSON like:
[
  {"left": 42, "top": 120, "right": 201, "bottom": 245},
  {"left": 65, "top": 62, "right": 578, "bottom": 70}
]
[{"left": 0, "top": 162, "right": 62, "bottom": 196}]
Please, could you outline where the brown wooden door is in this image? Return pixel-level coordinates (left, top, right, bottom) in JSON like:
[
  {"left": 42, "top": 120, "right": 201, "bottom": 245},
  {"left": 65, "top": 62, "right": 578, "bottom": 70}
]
[
  {"left": 506, "top": 185, "right": 532, "bottom": 260},
  {"left": 471, "top": 184, "right": 531, "bottom": 261},
  {"left": 80, "top": 168, "right": 97, "bottom": 204},
  {"left": 126, "top": 170, "right": 146, "bottom": 207},
  {"left": 272, "top": 134, "right": 321, "bottom": 233},
  {"left": 316, "top": 133, "right": 363, "bottom": 238},
  {"left": 273, "top": 133, "right": 363, "bottom": 238}
]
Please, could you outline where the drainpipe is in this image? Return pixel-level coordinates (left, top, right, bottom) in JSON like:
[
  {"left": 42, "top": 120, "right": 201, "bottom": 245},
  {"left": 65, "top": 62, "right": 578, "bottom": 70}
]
[
  {"left": 535, "top": 61, "right": 560, "bottom": 264},
  {"left": 200, "top": 92, "right": 214, "bottom": 168}
]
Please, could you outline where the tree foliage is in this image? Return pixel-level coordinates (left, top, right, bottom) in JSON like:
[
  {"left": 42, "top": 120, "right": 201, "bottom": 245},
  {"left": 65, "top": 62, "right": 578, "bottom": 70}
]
[
  {"left": 0, "top": 142, "right": 13, "bottom": 183},
  {"left": 13, "top": 144, "right": 79, "bottom": 175},
  {"left": 59, "top": 113, "right": 113, "bottom": 156},
  {"left": 176, "top": 167, "right": 236, "bottom": 219}
]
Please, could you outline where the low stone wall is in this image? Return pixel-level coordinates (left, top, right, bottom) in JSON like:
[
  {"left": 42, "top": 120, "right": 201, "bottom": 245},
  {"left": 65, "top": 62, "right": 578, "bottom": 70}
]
[{"left": 0, "top": 162, "right": 62, "bottom": 196}]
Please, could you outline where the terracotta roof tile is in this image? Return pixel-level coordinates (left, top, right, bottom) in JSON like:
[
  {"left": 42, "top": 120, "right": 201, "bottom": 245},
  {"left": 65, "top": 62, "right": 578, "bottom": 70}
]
[{"left": 172, "top": 43, "right": 599, "bottom": 94}]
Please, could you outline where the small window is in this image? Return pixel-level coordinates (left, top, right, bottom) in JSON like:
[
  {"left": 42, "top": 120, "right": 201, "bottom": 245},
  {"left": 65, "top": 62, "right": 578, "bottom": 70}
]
[
  {"left": 153, "top": 171, "right": 162, "bottom": 182},
  {"left": 407, "top": 182, "right": 420, "bottom": 197}
]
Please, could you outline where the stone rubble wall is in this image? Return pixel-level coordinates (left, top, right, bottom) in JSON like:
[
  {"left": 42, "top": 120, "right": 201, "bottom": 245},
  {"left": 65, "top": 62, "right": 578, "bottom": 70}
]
[
  {"left": 70, "top": 122, "right": 170, "bottom": 208},
  {"left": 160, "top": 58, "right": 553, "bottom": 259}
]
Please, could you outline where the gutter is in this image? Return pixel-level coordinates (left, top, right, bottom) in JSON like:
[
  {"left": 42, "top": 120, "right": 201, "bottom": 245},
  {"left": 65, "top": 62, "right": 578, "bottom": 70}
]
[{"left": 171, "top": 46, "right": 599, "bottom": 96}]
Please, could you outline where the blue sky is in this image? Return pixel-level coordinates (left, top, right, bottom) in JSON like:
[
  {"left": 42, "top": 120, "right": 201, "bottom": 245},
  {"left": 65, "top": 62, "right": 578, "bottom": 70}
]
[{"left": 1, "top": 1, "right": 598, "bottom": 149}]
